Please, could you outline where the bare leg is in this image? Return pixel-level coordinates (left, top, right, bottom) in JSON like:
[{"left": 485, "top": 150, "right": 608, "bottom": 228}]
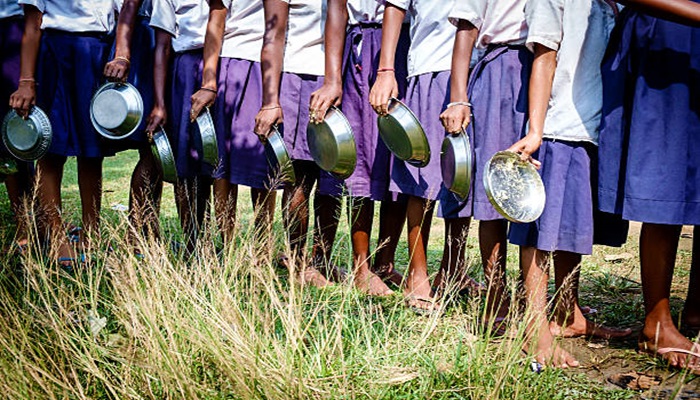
[
  {"left": 36, "top": 154, "right": 74, "bottom": 264},
  {"left": 433, "top": 217, "right": 471, "bottom": 295},
  {"left": 129, "top": 148, "right": 163, "bottom": 246},
  {"left": 480, "top": 219, "right": 509, "bottom": 321},
  {"left": 251, "top": 187, "right": 276, "bottom": 234},
  {"left": 521, "top": 246, "right": 579, "bottom": 368},
  {"left": 550, "top": 250, "right": 631, "bottom": 338},
  {"left": 349, "top": 197, "right": 392, "bottom": 296},
  {"left": 639, "top": 223, "right": 700, "bottom": 372},
  {"left": 311, "top": 193, "right": 342, "bottom": 280},
  {"left": 373, "top": 197, "right": 407, "bottom": 286},
  {"left": 682, "top": 226, "right": 700, "bottom": 329},
  {"left": 5, "top": 160, "right": 34, "bottom": 247},
  {"left": 174, "top": 176, "right": 212, "bottom": 254},
  {"left": 403, "top": 196, "right": 436, "bottom": 310},
  {"left": 213, "top": 178, "right": 237, "bottom": 244},
  {"left": 76, "top": 157, "right": 103, "bottom": 249}
]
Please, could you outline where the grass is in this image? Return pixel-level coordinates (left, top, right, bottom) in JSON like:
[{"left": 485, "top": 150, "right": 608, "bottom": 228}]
[{"left": 0, "top": 150, "right": 696, "bottom": 399}]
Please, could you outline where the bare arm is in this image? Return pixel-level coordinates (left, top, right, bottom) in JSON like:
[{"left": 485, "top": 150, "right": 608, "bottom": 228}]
[
  {"left": 440, "top": 19, "right": 478, "bottom": 134},
  {"left": 145, "top": 28, "right": 172, "bottom": 134},
  {"left": 9, "top": 5, "right": 42, "bottom": 118},
  {"left": 254, "top": 0, "right": 289, "bottom": 138},
  {"left": 507, "top": 44, "right": 557, "bottom": 167},
  {"left": 368, "top": 3, "right": 405, "bottom": 115},
  {"left": 617, "top": 0, "right": 700, "bottom": 26},
  {"left": 190, "top": 0, "right": 226, "bottom": 120},
  {"left": 104, "top": 0, "right": 143, "bottom": 81},
  {"left": 308, "top": 0, "right": 348, "bottom": 123}
]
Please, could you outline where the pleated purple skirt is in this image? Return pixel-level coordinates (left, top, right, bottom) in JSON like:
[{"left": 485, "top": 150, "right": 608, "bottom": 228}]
[
  {"left": 389, "top": 71, "right": 450, "bottom": 200},
  {"left": 169, "top": 50, "right": 213, "bottom": 178},
  {"left": 598, "top": 9, "right": 700, "bottom": 226},
  {"left": 279, "top": 72, "right": 342, "bottom": 193},
  {"left": 439, "top": 45, "right": 532, "bottom": 220},
  {"left": 214, "top": 57, "right": 269, "bottom": 189},
  {"left": 0, "top": 17, "right": 26, "bottom": 161},
  {"left": 36, "top": 30, "right": 114, "bottom": 158},
  {"left": 338, "top": 23, "right": 409, "bottom": 200}
]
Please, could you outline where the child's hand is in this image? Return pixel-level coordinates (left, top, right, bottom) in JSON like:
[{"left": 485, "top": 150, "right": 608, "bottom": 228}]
[
  {"left": 369, "top": 72, "right": 398, "bottom": 116},
  {"left": 145, "top": 104, "right": 167, "bottom": 138},
  {"left": 254, "top": 105, "right": 283, "bottom": 141},
  {"left": 9, "top": 81, "right": 36, "bottom": 119},
  {"left": 103, "top": 57, "right": 130, "bottom": 82},
  {"left": 309, "top": 81, "right": 342, "bottom": 124},
  {"left": 440, "top": 104, "right": 471, "bottom": 135},
  {"left": 507, "top": 133, "right": 542, "bottom": 168},
  {"left": 190, "top": 88, "right": 216, "bottom": 122}
]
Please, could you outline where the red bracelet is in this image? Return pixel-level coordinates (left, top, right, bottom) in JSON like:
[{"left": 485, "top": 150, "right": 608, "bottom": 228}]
[{"left": 377, "top": 68, "right": 395, "bottom": 73}]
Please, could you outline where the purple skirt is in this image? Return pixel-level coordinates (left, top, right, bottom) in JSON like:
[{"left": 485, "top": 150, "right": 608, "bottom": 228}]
[
  {"left": 279, "top": 72, "right": 342, "bottom": 193},
  {"left": 0, "top": 17, "right": 29, "bottom": 163},
  {"left": 598, "top": 9, "right": 700, "bottom": 226},
  {"left": 439, "top": 45, "right": 532, "bottom": 220},
  {"left": 389, "top": 71, "right": 450, "bottom": 200},
  {"left": 169, "top": 51, "right": 213, "bottom": 178},
  {"left": 36, "top": 30, "right": 114, "bottom": 158},
  {"left": 117, "top": 17, "right": 155, "bottom": 146},
  {"left": 339, "top": 23, "right": 410, "bottom": 200},
  {"left": 214, "top": 57, "right": 268, "bottom": 189}
]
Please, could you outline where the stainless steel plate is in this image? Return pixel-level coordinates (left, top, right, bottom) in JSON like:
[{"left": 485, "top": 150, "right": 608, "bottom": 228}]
[
  {"left": 441, "top": 129, "right": 473, "bottom": 201},
  {"left": 151, "top": 129, "right": 177, "bottom": 184},
  {"left": 196, "top": 108, "right": 218, "bottom": 166},
  {"left": 2, "top": 107, "right": 53, "bottom": 161},
  {"left": 264, "top": 126, "right": 295, "bottom": 184},
  {"left": 90, "top": 82, "right": 144, "bottom": 140},
  {"left": 307, "top": 106, "right": 357, "bottom": 179},
  {"left": 483, "top": 151, "right": 546, "bottom": 223},
  {"left": 377, "top": 98, "right": 430, "bottom": 167}
]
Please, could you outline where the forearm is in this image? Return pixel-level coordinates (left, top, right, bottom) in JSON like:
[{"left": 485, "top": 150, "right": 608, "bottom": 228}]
[
  {"left": 201, "top": 1, "right": 226, "bottom": 90},
  {"left": 527, "top": 44, "right": 557, "bottom": 138},
  {"left": 323, "top": 0, "right": 348, "bottom": 85},
  {"left": 260, "top": 0, "right": 288, "bottom": 107},
  {"left": 377, "top": 4, "right": 405, "bottom": 70},
  {"left": 19, "top": 6, "right": 42, "bottom": 80},
  {"left": 449, "top": 20, "right": 478, "bottom": 103},
  {"left": 152, "top": 29, "right": 172, "bottom": 108},
  {"left": 114, "top": 0, "right": 143, "bottom": 59},
  {"left": 617, "top": 0, "right": 700, "bottom": 26}
]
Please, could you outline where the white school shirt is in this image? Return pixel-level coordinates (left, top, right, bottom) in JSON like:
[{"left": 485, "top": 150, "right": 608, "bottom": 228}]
[
  {"left": 279, "top": 0, "right": 326, "bottom": 77},
  {"left": 386, "top": 0, "right": 455, "bottom": 78},
  {"left": 526, "top": 0, "right": 617, "bottom": 144},
  {"left": 220, "top": 0, "right": 263, "bottom": 62},
  {"left": 150, "top": 0, "right": 209, "bottom": 53},
  {"left": 114, "top": 0, "right": 152, "bottom": 17},
  {"left": 19, "top": 0, "right": 117, "bottom": 32},
  {"left": 0, "top": 0, "right": 22, "bottom": 19},
  {"left": 348, "top": 0, "right": 383, "bottom": 25},
  {"left": 449, "top": 0, "right": 527, "bottom": 49}
]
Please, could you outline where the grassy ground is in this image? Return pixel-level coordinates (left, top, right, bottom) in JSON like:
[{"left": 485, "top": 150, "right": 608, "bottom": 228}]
[{"left": 0, "top": 150, "right": 697, "bottom": 399}]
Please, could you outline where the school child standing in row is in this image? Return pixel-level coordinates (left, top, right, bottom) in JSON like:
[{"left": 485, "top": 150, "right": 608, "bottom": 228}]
[
  {"left": 507, "top": 0, "right": 631, "bottom": 367},
  {"left": 307, "top": 0, "right": 410, "bottom": 295},
  {"left": 255, "top": 0, "right": 343, "bottom": 287},
  {"left": 103, "top": 0, "right": 166, "bottom": 255},
  {"left": 10, "top": 0, "right": 119, "bottom": 267},
  {"left": 189, "top": 0, "right": 276, "bottom": 243},
  {"left": 599, "top": 0, "right": 700, "bottom": 374},
  {"left": 369, "top": 0, "right": 456, "bottom": 312},
  {"left": 439, "top": 0, "right": 531, "bottom": 328},
  {"left": 150, "top": 0, "right": 211, "bottom": 254},
  {"left": 1, "top": 0, "right": 34, "bottom": 256}
]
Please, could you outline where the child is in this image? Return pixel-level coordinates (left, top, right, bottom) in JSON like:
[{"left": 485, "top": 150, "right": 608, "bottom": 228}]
[
  {"left": 150, "top": 0, "right": 211, "bottom": 254},
  {"left": 369, "top": 0, "right": 456, "bottom": 312},
  {"left": 306, "top": 0, "right": 410, "bottom": 295},
  {"left": 598, "top": 0, "right": 700, "bottom": 373},
  {"left": 0, "top": 0, "right": 34, "bottom": 255},
  {"left": 103, "top": 0, "right": 165, "bottom": 253},
  {"left": 506, "top": 0, "right": 631, "bottom": 368},
  {"left": 438, "top": 0, "right": 531, "bottom": 325},
  {"left": 189, "top": 0, "right": 277, "bottom": 243},
  {"left": 255, "top": 0, "right": 343, "bottom": 287},
  {"left": 10, "top": 0, "right": 118, "bottom": 267}
]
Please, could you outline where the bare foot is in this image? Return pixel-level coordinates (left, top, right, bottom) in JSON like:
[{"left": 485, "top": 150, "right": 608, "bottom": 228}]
[
  {"left": 376, "top": 268, "right": 404, "bottom": 288},
  {"left": 639, "top": 323, "right": 700, "bottom": 374},
  {"left": 354, "top": 269, "right": 393, "bottom": 296},
  {"left": 403, "top": 270, "right": 436, "bottom": 312},
  {"left": 551, "top": 305, "right": 631, "bottom": 339},
  {"left": 298, "top": 266, "right": 333, "bottom": 288},
  {"left": 527, "top": 322, "right": 580, "bottom": 369}
]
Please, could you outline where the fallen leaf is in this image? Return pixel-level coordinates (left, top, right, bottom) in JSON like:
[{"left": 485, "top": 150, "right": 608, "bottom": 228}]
[
  {"left": 604, "top": 253, "right": 634, "bottom": 263},
  {"left": 87, "top": 309, "right": 107, "bottom": 338},
  {"left": 608, "top": 371, "right": 661, "bottom": 390}
]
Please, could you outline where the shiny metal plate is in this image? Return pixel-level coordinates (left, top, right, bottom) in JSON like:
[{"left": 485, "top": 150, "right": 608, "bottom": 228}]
[
  {"left": 377, "top": 98, "right": 430, "bottom": 167},
  {"left": 307, "top": 106, "right": 357, "bottom": 179},
  {"left": 195, "top": 108, "right": 218, "bottom": 166},
  {"left": 151, "top": 129, "right": 177, "bottom": 183},
  {"left": 264, "top": 126, "right": 295, "bottom": 185},
  {"left": 90, "top": 82, "right": 144, "bottom": 140},
  {"left": 2, "top": 107, "right": 53, "bottom": 161},
  {"left": 441, "top": 129, "right": 473, "bottom": 201}
]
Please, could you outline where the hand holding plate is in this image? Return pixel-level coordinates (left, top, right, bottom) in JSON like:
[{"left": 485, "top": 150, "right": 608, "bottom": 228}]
[
  {"left": 369, "top": 71, "right": 398, "bottom": 116},
  {"left": 309, "top": 81, "right": 342, "bottom": 124},
  {"left": 190, "top": 88, "right": 216, "bottom": 122},
  {"left": 254, "top": 105, "right": 283, "bottom": 142},
  {"left": 145, "top": 103, "right": 167, "bottom": 137},
  {"left": 506, "top": 133, "right": 543, "bottom": 169},
  {"left": 440, "top": 103, "right": 471, "bottom": 135},
  {"left": 103, "top": 57, "right": 130, "bottom": 82},
  {"left": 9, "top": 81, "right": 36, "bottom": 119}
]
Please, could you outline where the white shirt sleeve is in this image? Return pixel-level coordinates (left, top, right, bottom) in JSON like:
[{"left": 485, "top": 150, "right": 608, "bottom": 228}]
[
  {"left": 150, "top": 0, "right": 177, "bottom": 36},
  {"left": 18, "top": 0, "right": 45, "bottom": 12},
  {"left": 448, "top": 0, "right": 484, "bottom": 30},
  {"left": 525, "top": 0, "right": 564, "bottom": 51},
  {"left": 385, "top": 0, "right": 409, "bottom": 11}
]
